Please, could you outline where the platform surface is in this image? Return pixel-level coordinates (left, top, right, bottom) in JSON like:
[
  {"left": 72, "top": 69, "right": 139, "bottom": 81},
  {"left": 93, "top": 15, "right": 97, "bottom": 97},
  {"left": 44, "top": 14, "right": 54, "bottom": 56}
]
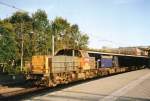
[{"left": 25, "top": 69, "right": 150, "bottom": 101}]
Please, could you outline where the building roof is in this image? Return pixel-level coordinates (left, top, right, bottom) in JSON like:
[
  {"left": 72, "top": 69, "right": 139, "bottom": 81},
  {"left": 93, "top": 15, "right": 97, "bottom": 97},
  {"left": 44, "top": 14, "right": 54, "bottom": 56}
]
[{"left": 87, "top": 51, "right": 149, "bottom": 58}]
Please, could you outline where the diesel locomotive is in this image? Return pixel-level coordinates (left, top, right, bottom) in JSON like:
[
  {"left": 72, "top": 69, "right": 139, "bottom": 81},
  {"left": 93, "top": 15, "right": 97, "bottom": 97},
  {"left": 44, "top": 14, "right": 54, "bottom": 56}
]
[{"left": 27, "top": 49, "right": 150, "bottom": 87}]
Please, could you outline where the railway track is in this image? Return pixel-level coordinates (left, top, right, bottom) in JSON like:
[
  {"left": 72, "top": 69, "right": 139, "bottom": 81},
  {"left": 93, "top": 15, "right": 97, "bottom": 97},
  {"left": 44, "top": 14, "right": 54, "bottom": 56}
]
[
  {"left": 0, "top": 74, "right": 112, "bottom": 101},
  {"left": 0, "top": 81, "right": 25, "bottom": 87},
  {"left": 0, "top": 86, "right": 47, "bottom": 101}
]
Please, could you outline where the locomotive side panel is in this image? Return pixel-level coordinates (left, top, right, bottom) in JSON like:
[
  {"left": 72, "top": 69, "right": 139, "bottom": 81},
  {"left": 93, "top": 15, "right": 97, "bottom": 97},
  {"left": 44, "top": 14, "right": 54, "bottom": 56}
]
[
  {"left": 80, "top": 57, "right": 95, "bottom": 70},
  {"left": 31, "top": 55, "right": 46, "bottom": 74},
  {"left": 51, "top": 56, "right": 80, "bottom": 73}
]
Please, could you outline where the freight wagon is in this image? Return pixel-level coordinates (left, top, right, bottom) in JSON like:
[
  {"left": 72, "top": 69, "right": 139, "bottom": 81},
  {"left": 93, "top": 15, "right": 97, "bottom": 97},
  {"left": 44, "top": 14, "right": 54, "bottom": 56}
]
[{"left": 27, "top": 49, "right": 150, "bottom": 87}]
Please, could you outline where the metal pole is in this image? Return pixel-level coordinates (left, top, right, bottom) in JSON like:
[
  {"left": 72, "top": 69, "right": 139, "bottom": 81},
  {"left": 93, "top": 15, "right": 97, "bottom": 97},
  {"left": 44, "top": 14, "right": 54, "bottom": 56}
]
[
  {"left": 21, "top": 23, "right": 23, "bottom": 71},
  {"left": 52, "top": 34, "right": 55, "bottom": 56}
]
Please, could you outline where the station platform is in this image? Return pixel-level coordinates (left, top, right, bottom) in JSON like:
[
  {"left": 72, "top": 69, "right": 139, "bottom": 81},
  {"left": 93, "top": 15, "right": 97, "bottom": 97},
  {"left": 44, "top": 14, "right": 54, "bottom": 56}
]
[{"left": 24, "top": 69, "right": 150, "bottom": 101}]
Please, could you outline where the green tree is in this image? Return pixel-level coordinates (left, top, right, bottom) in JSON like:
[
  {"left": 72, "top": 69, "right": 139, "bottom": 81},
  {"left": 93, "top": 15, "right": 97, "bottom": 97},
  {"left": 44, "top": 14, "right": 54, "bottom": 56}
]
[
  {"left": 32, "top": 9, "right": 51, "bottom": 55},
  {"left": 78, "top": 34, "right": 89, "bottom": 49},
  {"left": 7, "top": 11, "right": 33, "bottom": 61},
  {"left": 51, "top": 17, "right": 89, "bottom": 51},
  {"left": 51, "top": 17, "right": 70, "bottom": 51},
  {"left": 0, "top": 21, "right": 18, "bottom": 64},
  {"left": 9, "top": 12, "right": 31, "bottom": 23}
]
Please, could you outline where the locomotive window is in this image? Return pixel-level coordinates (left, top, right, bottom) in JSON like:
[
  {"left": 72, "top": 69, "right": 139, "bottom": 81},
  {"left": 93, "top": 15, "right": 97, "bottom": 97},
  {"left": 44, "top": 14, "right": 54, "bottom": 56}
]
[
  {"left": 66, "top": 49, "right": 72, "bottom": 56},
  {"left": 56, "top": 49, "right": 73, "bottom": 56},
  {"left": 56, "top": 50, "right": 65, "bottom": 55},
  {"left": 88, "top": 53, "right": 101, "bottom": 60},
  {"left": 88, "top": 53, "right": 95, "bottom": 57},
  {"left": 75, "top": 50, "right": 82, "bottom": 57}
]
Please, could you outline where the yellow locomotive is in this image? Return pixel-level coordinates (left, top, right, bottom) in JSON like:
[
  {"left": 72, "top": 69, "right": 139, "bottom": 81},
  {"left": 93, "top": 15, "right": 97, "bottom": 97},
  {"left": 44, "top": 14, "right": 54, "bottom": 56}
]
[{"left": 27, "top": 49, "right": 149, "bottom": 87}]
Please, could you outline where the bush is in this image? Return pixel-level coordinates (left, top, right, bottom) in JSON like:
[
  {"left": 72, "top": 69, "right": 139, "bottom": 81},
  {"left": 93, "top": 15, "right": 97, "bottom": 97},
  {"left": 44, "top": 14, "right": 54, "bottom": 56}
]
[{"left": 4, "top": 65, "right": 23, "bottom": 75}]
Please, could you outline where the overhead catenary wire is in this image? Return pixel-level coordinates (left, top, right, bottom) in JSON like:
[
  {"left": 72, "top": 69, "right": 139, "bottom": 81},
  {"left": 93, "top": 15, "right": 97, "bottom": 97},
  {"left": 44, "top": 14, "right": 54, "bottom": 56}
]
[{"left": 0, "top": 1, "right": 28, "bottom": 12}]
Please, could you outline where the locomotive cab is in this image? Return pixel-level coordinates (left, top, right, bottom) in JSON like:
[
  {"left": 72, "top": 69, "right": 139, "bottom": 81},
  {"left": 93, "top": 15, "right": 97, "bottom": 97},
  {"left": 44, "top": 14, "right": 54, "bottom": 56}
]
[{"left": 56, "top": 49, "right": 95, "bottom": 70}]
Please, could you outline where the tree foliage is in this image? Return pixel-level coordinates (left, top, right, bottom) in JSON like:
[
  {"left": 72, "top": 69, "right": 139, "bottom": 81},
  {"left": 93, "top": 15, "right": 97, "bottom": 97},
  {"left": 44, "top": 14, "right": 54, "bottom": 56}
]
[
  {"left": 51, "top": 17, "right": 89, "bottom": 51},
  {"left": 0, "top": 9, "right": 89, "bottom": 70},
  {"left": 0, "top": 21, "right": 18, "bottom": 63},
  {"left": 32, "top": 9, "right": 51, "bottom": 55}
]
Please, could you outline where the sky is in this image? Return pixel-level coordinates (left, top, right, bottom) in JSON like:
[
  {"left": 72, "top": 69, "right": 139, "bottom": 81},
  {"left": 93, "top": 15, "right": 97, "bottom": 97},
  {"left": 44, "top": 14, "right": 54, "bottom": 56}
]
[{"left": 0, "top": 0, "right": 150, "bottom": 49}]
